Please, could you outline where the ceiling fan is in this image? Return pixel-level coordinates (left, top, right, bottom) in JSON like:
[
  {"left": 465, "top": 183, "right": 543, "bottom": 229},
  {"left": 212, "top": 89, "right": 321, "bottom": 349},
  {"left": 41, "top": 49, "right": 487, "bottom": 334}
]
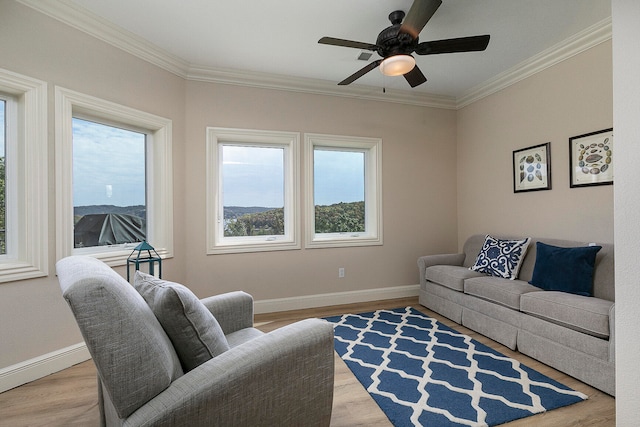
[{"left": 318, "top": 0, "right": 490, "bottom": 88}]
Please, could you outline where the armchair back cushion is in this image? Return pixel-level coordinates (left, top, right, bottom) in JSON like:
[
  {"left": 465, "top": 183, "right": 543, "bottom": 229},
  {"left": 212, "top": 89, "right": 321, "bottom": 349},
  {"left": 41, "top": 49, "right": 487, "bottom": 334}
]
[
  {"left": 56, "top": 256, "right": 183, "bottom": 420},
  {"left": 133, "top": 271, "right": 230, "bottom": 371}
]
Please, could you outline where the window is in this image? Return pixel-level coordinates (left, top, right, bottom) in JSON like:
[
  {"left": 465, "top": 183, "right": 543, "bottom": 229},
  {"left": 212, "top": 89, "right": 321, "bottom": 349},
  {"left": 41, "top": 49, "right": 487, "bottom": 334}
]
[
  {"left": 0, "top": 68, "right": 48, "bottom": 282},
  {"left": 305, "top": 133, "right": 382, "bottom": 248},
  {"left": 56, "top": 87, "right": 173, "bottom": 265},
  {"left": 206, "top": 127, "right": 300, "bottom": 254},
  {"left": 72, "top": 117, "right": 147, "bottom": 249}
]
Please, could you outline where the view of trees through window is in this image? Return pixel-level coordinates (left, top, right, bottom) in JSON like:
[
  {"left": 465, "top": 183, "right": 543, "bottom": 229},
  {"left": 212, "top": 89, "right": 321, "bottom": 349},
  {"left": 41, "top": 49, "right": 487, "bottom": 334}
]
[
  {"left": 221, "top": 145, "right": 285, "bottom": 237},
  {"left": 221, "top": 144, "right": 366, "bottom": 238},
  {"left": 72, "top": 118, "right": 147, "bottom": 248},
  {"left": 313, "top": 148, "right": 365, "bottom": 234}
]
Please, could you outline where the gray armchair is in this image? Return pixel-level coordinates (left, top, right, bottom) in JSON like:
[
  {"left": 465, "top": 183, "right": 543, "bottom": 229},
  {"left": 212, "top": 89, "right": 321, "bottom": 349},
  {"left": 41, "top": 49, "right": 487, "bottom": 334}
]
[{"left": 56, "top": 256, "right": 335, "bottom": 427}]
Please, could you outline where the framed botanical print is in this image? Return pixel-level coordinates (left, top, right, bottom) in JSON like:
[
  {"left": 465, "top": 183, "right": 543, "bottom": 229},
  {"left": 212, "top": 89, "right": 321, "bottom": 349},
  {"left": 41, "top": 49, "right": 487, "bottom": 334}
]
[
  {"left": 513, "top": 142, "right": 551, "bottom": 193},
  {"left": 569, "top": 128, "right": 613, "bottom": 188}
]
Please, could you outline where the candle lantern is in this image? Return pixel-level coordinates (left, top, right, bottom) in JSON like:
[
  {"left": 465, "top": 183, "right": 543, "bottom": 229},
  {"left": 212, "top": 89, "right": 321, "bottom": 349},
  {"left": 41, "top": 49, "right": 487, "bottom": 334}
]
[{"left": 127, "top": 241, "right": 162, "bottom": 282}]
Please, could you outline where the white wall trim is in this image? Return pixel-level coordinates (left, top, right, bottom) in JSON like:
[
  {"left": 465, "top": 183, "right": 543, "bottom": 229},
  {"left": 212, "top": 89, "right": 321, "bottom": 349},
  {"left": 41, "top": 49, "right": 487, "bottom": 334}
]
[
  {"left": 0, "top": 343, "right": 90, "bottom": 393},
  {"left": 456, "top": 17, "right": 612, "bottom": 108},
  {"left": 187, "top": 65, "right": 458, "bottom": 109},
  {"left": 0, "top": 68, "right": 48, "bottom": 282},
  {"left": 0, "top": 286, "right": 418, "bottom": 391},
  {"left": 16, "top": 0, "right": 455, "bottom": 109},
  {"left": 254, "top": 284, "right": 420, "bottom": 314},
  {"left": 22, "top": 1, "right": 612, "bottom": 111},
  {"left": 16, "top": 0, "right": 189, "bottom": 78}
]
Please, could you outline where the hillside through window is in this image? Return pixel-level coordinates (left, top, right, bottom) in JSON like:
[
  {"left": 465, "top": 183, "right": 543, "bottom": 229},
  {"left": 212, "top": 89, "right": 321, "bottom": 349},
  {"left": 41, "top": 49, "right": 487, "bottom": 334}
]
[
  {"left": 221, "top": 145, "right": 285, "bottom": 237},
  {"left": 72, "top": 117, "right": 147, "bottom": 249},
  {"left": 313, "top": 148, "right": 365, "bottom": 234}
]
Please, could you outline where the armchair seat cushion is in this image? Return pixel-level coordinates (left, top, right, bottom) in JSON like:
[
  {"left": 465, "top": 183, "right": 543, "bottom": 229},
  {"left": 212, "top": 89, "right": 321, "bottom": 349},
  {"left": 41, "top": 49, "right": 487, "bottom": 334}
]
[
  {"left": 226, "top": 327, "right": 265, "bottom": 348},
  {"left": 134, "top": 272, "right": 230, "bottom": 371}
]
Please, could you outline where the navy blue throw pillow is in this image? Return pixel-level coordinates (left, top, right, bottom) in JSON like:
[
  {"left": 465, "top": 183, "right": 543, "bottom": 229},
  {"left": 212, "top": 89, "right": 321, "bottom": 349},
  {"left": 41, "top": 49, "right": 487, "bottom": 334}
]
[{"left": 529, "top": 242, "right": 602, "bottom": 296}]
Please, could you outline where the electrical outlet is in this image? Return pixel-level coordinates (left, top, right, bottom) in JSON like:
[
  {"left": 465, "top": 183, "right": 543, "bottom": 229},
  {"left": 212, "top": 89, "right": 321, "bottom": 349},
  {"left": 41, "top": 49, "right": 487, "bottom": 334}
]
[{"left": 338, "top": 268, "right": 345, "bottom": 278}]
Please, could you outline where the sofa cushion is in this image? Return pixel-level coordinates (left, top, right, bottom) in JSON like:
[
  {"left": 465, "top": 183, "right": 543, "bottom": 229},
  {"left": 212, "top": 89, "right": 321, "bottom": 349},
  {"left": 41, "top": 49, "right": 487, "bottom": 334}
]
[
  {"left": 426, "top": 265, "right": 485, "bottom": 292},
  {"left": 133, "top": 272, "right": 230, "bottom": 371},
  {"left": 470, "top": 235, "right": 531, "bottom": 280},
  {"left": 529, "top": 242, "right": 602, "bottom": 296},
  {"left": 520, "top": 291, "right": 612, "bottom": 339},
  {"left": 464, "top": 277, "right": 543, "bottom": 310}
]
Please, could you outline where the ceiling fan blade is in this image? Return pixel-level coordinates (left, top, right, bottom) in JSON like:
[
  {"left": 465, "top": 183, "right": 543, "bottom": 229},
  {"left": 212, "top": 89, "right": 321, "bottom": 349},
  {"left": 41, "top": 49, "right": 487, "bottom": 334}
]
[
  {"left": 338, "top": 60, "right": 382, "bottom": 85},
  {"left": 404, "top": 65, "right": 427, "bottom": 88},
  {"left": 415, "top": 35, "right": 490, "bottom": 55},
  {"left": 399, "top": 0, "right": 442, "bottom": 39},
  {"left": 318, "top": 36, "right": 378, "bottom": 51}
]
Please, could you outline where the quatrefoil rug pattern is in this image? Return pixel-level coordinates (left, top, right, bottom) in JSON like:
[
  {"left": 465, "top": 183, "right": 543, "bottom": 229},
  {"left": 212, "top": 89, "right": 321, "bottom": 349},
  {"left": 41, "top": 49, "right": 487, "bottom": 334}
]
[{"left": 325, "top": 307, "right": 587, "bottom": 427}]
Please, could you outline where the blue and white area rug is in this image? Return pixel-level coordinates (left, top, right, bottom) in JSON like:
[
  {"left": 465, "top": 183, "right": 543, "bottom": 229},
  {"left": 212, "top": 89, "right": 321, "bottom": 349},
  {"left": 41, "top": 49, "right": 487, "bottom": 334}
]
[{"left": 325, "top": 307, "right": 587, "bottom": 427}]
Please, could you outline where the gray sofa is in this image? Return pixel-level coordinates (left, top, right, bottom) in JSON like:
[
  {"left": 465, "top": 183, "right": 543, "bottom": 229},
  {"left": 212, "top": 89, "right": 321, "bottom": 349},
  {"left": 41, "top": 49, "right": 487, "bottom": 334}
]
[{"left": 418, "top": 234, "right": 615, "bottom": 396}]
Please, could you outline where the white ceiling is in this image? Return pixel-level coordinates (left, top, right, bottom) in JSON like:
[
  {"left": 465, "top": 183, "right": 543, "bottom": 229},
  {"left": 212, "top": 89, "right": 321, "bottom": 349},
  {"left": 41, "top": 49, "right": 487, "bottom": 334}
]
[{"left": 42, "top": 0, "right": 612, "bottom": 104}]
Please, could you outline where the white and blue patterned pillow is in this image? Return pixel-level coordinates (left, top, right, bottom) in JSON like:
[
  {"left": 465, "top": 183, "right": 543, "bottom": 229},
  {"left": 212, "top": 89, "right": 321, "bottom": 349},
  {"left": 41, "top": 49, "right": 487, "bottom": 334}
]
[{"left": 470, "top": 235, "right": 531, "bottom": 280}]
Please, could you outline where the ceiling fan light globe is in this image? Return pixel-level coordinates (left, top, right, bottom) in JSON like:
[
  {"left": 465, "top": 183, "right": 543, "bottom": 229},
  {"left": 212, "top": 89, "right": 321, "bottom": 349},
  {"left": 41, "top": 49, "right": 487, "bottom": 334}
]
[{"left": 380, "top": 55, "right": 416, "bottom": 76}]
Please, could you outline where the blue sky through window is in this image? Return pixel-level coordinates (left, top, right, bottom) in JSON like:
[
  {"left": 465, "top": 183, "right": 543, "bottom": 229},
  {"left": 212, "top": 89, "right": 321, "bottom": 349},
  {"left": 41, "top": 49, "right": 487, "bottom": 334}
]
[
  {"left": 222, "top": 145, "right": 364, "bottom": 208},
  {"left": 71, "top": 121, "right": 365, "bottom": 209},
  {"left": 222, "top": 145, "right": 284, "bottom": 207},
  {"left": 314, "top": 149, "right": 364, "bottom": 206},
  {"left": 72, "top": 118, "right": 146, "bottom": 207}
]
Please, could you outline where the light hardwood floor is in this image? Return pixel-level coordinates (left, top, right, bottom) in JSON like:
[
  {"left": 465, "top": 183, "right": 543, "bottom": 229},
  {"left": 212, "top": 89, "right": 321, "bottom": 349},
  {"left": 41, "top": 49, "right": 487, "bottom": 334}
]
[{"left": 0, "top": 297, "right": 615, "bottom": 426}]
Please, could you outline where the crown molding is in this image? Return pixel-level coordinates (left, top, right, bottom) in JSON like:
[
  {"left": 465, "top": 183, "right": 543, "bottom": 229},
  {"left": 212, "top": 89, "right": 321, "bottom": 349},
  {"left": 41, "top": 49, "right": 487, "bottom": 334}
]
[
  {"left": 456, "top": 17, "right": 612, "bottom": 109},
  {"left": 18, "top": 0, "right": 610, "bottom": 110},
  {"left": 187, "top": 65, "right": 457, "bottom": 109},
  {"left": 17, "top": 0, "right": 455, "bottom": 108},
  {"left": 16, "top": 0, "right": 190, "bottom": 78}
]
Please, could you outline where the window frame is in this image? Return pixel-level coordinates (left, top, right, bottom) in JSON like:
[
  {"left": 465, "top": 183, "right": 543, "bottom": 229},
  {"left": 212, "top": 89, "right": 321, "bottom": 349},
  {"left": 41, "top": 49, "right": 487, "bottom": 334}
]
[
  {"left": 0, "top": 68, "right": 48, "bottom": 282},
  {"left": 0, "top": 94, "right": 16, "bottom": 259},
  {"left": 206, "top": 127, "right": 300, "bottom": 254},
  {"left": 55, "top": 86, "right": 173, "bottom": 265},
  {"left": 304, "top": 133, "right": 383, "bottom": 249}
]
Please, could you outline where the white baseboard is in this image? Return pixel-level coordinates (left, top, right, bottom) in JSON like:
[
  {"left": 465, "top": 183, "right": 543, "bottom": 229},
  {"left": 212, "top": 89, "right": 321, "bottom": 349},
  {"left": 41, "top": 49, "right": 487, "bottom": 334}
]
[
  {"left": 253, "top": 284, "right": 420, "bottom": 314},
  {"left": 0, "top": 342, "right": 91, "bottom": 393},
  {"left": 0, "top": 285, "right": 419, "bottom": 393}
]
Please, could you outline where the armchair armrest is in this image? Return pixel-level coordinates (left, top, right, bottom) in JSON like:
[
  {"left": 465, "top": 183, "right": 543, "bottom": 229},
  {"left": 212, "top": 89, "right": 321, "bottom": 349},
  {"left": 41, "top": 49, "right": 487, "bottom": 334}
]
[
  {"left": 125, "top": 318, "right": 335, "bottom": 427},
  {"left": 200, "top": 291, "right": 254, "bottom": 334},
  {"left": 417, "top": 253, "right": 466, "bottom": 286}
]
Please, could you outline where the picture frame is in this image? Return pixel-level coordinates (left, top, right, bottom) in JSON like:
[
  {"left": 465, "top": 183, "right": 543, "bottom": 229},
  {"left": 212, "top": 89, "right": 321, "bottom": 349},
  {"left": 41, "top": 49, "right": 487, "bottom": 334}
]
[
  {"left": 513, "top": 142, "right": 551, "bottom": 193},
  {"left": 569, "top": 128, "right": 613, "bottom": 188}
]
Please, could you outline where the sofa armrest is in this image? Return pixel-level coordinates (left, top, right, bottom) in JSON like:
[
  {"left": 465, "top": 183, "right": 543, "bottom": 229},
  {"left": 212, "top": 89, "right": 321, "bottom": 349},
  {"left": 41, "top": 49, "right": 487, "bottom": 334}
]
[
  {"left": 125, "top": 318, "right": 335, "bottom": 427},
  {"left": 417, "top": 253, "right": 466, "bottom": 286},
  {"left": 200, "top": 291, "right": 254, "bottom": 334}
]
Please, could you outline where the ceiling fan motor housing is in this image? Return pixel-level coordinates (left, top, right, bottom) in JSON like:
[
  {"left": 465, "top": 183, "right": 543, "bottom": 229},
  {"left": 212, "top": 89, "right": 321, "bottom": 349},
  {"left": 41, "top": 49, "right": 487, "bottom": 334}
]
[{"left": 376, "top": 10, "right": 418, "bottom": 58}]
